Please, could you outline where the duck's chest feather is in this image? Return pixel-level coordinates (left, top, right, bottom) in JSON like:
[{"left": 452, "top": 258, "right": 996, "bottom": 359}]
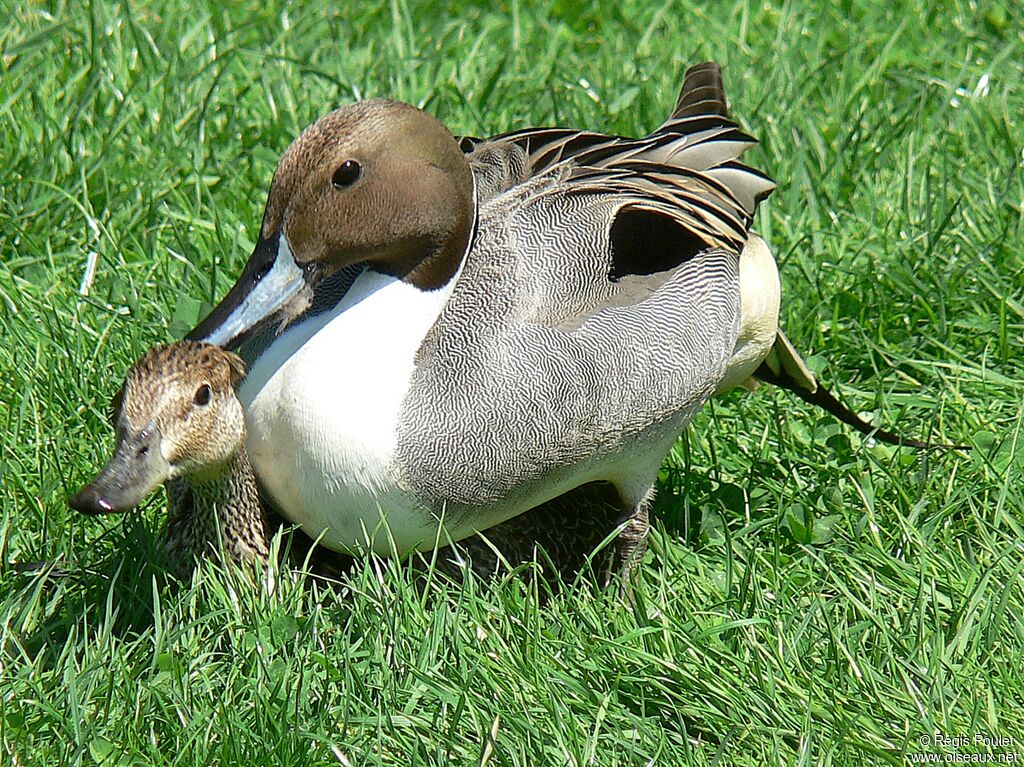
[{"left": 238, "top": 269, "right": 456, "bottom": 554}]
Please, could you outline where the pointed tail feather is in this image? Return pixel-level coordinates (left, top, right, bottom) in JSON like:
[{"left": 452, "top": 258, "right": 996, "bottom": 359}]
[{"left": 756, "top": 332, "right": 966, "bottom": 450}]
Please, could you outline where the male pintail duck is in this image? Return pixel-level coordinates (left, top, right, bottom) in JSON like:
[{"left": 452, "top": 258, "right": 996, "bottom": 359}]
[
  {"left": 74, "top": 63, "right": 937, "bottom": 578},
  {"left": 70, "top": 341, "right": 634, "bottom": 581}
]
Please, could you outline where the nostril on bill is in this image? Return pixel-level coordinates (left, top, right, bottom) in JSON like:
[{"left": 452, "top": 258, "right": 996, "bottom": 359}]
[{"left": 69, "top": 486, "right": 114, "bottom": 515}]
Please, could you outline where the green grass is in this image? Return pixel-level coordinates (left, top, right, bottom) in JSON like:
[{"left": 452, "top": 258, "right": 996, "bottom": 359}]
[{"left": 2, "top": 0, "right": 1023, "bottom": 764}]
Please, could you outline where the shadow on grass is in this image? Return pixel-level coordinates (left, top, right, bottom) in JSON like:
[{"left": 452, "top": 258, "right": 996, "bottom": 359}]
[
  {"left": 2, "top": 513, "right": 353, "bottom": 666},
  {"left": 2, "top": 467, "right": 777, "bottom": 663},
  {"left": 652, "top": 459, "right": 785, "bottom": 546},
  {"left": 1, "top": 507, "right": 605, "bottom": 666},
  {"left": 2, "top": 513, "right": 189, "bottom": 659}
]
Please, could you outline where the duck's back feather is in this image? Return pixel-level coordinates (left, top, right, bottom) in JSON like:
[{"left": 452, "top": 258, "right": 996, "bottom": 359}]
[
  {"left": 458, "top": 103, "right": 772, "bottom": 332},
  {"left": 461, "top": 67, "right": 774, "bottom": 273}
]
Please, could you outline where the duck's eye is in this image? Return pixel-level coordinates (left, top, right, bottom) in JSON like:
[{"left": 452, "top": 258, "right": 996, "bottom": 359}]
[
  {"left": 332, "top": 160, "right": 361, "bottom": 189},
  {"left": 193, "top": 383, "right": 212, "bottom": 407}
]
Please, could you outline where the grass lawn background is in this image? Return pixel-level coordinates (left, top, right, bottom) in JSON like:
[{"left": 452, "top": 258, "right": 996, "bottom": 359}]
[{"left": 2, "top": 0, "right": 1022, "bottom": 764}]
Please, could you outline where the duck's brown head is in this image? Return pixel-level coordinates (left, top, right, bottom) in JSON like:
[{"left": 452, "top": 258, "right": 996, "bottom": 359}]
[
  {"left": 188, "top": 99, "right": 475, "bottom": 349},
  {"left": 70, "top": 342, "right": 247, "bottom": 515}
]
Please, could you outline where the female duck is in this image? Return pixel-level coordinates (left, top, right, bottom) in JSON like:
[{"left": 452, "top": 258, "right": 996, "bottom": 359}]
[{"left": 70, "top": 342, "right": 269, "bottom": 570}]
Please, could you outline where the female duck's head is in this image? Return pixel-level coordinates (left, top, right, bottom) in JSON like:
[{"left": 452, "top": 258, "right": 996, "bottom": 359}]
[
  {"left": 188, "top": 99, "right": 476, "bottom": 349},
  {"left": 70, "top": 342, "right": 247, "bottom": 515}
]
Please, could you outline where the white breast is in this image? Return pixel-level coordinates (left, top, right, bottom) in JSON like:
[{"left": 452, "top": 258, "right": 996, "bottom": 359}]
[{"left": 239, "top": 269, "right": 458, "bottom": 554}]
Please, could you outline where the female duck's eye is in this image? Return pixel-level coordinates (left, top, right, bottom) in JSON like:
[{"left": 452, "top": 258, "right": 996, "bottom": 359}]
[
  {"left": 332, "top": 160, "right": 361, "bottom": 189},
  {"left": 194, "top": 383, "right": 212, "bottom": 407}
]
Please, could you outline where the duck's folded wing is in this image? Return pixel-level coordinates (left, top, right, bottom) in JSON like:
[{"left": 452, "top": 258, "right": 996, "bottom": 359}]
[{"left": 490, "top": 128, "right": 770, "bottom": 335}]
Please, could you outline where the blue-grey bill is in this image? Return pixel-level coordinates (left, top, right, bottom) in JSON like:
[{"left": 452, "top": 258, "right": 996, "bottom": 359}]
[
  {"left": 189, "top": 235, "right": 313, "bottom": 350},
  {"left": 69, "top": 423, "right": 170, "bottom": 515}
]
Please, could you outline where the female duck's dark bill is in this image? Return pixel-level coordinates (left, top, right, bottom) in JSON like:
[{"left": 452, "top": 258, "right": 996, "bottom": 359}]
[
  {"left": 69, "top": 424, "right": 170, "bottom": 515},
  {"left": 187, "top": 233, "right": 315, "bottom": 350}
]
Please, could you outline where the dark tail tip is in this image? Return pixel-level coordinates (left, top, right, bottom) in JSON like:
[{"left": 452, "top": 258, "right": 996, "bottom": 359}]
[{"left": 755, "top": 362, "right": 969, "bottom": 451}]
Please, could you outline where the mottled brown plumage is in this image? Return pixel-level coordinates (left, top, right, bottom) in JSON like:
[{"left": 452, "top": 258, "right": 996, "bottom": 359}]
[{"left": 71, "top": 342, "right": 270, "bottom": 572}]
